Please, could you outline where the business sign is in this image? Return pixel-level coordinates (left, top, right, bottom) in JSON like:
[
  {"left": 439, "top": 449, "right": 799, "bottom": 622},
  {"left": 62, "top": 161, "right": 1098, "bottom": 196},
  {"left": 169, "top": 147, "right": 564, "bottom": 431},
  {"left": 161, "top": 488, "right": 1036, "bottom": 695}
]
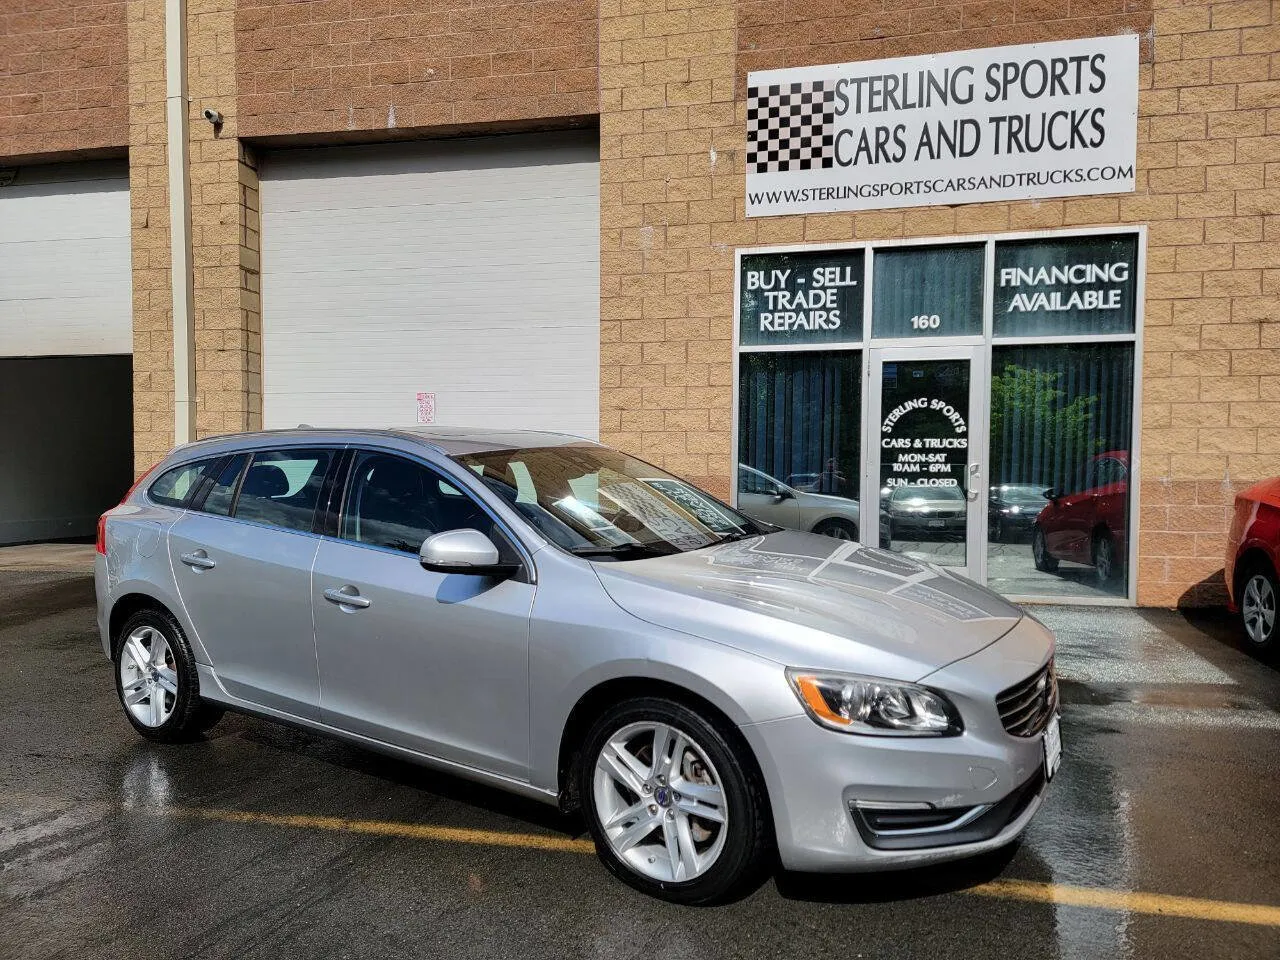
[
  {"left": 745, "top": 34, "right": 1138, "bottom": 217},
  {"left": 739, "top": 249, "right": 864, "bottom": 346}
]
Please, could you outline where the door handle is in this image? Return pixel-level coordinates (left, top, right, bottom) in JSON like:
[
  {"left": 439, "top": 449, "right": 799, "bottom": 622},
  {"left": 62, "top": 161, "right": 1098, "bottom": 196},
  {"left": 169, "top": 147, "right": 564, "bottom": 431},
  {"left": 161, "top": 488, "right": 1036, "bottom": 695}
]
[
  {"left": 964, "top": 463, "right": 981, "bottom": 502},
  {"left": 180, "top": 550, "right": 216, "bottom": 570},
  {"left": 324, "top": 586, "right": 371, "bottom": 610}
]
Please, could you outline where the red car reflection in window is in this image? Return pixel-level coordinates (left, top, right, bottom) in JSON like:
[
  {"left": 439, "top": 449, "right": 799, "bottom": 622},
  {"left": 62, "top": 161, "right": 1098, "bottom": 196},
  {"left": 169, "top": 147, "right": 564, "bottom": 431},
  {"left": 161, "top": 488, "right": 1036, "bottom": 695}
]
[
  {"left": 1225, "top": 477, "right": 1280, "bottom": 655},
  {"left": 1031, "top": 451, "right": 1128, "bottom": 586}
]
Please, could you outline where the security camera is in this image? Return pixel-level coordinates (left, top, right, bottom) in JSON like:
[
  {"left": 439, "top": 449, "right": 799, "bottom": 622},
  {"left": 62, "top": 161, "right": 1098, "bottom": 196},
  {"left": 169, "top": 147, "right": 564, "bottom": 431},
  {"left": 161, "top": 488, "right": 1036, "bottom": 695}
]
[{"left": 202, "top": 108, "right": 224, "bottom": 125}]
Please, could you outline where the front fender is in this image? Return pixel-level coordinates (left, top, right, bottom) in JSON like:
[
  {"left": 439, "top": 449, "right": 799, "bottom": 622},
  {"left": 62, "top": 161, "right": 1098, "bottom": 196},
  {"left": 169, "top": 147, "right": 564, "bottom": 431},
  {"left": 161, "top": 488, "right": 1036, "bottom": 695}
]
[{"left": 524, "top": 547, "right": 800, "bottom": 793}]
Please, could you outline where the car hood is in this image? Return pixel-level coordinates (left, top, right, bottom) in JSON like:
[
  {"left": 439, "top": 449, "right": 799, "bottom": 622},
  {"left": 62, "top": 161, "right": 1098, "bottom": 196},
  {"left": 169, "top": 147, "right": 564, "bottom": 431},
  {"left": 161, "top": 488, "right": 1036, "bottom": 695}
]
[{"left": 593, "top": 530, "right": 1024, "bottom": 682}]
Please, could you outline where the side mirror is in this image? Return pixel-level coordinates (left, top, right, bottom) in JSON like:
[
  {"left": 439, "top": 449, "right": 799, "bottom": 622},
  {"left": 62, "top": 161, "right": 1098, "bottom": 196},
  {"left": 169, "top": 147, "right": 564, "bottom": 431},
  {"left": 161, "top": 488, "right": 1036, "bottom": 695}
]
[
  {"left": 419, "top": 529, "right": 519, "bottom": 579},
  {"left": 1043, "top": 488, "right": 1058, "bottom": 502},
  {"left": 772, "top": 486, "right": 794, "bottom": 503}
]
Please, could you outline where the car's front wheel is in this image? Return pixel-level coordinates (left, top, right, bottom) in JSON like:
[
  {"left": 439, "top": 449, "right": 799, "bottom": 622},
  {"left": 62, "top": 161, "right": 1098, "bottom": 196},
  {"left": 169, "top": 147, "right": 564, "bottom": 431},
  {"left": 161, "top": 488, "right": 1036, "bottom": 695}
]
[
  {"left": 113, "top": 607, "right": 223, "bottom": 742},
  {"left": 579, "top": 697, "right": 770, "bottom": 905},
  {"left": 1239, "top": 562, "right": 1277, "bottom": 654}
]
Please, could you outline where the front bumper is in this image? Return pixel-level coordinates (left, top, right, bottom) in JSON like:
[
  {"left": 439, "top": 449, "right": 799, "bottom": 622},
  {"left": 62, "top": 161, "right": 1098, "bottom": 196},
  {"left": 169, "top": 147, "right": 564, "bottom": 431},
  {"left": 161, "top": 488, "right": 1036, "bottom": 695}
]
[{"left": 741, "top": 616, "right": 1055, "bottom": 872}]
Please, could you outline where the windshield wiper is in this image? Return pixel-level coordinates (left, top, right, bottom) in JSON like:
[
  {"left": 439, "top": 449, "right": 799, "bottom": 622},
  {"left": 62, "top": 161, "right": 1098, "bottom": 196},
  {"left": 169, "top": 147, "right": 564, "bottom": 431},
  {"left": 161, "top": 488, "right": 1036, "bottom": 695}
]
[
  {"left": 713, "top": 529, "right": 767, "bottom": 543},
  {"left": 569, "top": 542, "right": 677, "bottom": 560}
]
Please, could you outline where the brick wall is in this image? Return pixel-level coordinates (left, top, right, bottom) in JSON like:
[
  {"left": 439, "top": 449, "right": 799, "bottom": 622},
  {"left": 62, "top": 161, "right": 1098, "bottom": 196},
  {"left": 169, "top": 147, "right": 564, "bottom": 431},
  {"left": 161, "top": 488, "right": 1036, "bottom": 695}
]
[
  {"left": 127, "top": 0, "right": 262, "bottom": 474},
  {"left": 1135, "top": 0, "right": 1280, "bottom": 605},
  {"left": 737, "top": 0, "right": 1154, "bottom": 78},
  {"left": 0, "top": 0, "right": 128, "bottom": 160},
  {"left": 598, "top": 0, "right": 739, "bottom": 499},
  {"left": 235, "top": 0, "right": 599, "bottom": 140},
  {"left": 598, "top": 0, "right": 1280, "bottom": 606},
  {"left": 126, "top": 0, "right": 172, "bottom": 473}
]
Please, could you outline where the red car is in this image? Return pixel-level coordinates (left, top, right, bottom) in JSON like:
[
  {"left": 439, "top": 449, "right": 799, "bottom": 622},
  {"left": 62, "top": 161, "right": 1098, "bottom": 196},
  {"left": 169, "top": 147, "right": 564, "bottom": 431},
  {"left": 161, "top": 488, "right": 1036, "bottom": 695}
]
[
  {"left": 1031, "top": 451, "right": 1129, "bottom": 586},
  {"left": 1226, "top": 477, "right": 1280, "bottom": 655}
]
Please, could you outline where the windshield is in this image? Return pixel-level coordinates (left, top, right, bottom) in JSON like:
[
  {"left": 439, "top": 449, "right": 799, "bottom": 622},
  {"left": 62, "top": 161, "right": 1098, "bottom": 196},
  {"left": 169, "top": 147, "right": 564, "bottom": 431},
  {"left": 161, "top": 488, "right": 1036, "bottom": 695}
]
[{"left": 453, "top": 445, "right": 765, "bottom": 559}]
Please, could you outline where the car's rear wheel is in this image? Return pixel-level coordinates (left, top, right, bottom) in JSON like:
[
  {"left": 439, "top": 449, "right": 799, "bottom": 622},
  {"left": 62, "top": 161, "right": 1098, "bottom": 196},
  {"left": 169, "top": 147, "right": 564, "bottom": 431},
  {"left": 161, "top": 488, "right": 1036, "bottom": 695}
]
[
  {"left": 812, "top": 518, "right": 858, "bottom": 541},
  {"left": 579, "top": 697, "right": 770, "bottom": 905},
  {"left": 1032, "top": 525, "right": 1058, "bottom": 572},
  {"left": 1239, "top": 563, "right": 1277, "bottom": 654},
  {"left": 113, "top": 608, "right": 223, "bottom": 742}
]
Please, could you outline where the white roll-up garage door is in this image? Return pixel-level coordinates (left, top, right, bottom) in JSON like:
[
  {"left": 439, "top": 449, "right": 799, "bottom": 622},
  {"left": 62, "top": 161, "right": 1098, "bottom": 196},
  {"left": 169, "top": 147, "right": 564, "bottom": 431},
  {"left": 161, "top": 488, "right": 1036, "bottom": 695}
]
[
  {"left": 0, "top": 160, "right": 132, "bottom": 356},
  {"left": 260, "top": 131, "right": 600, "bottom": 437},
  {"left": 0, "top": 160, "right": 134, "bottom": 544}
]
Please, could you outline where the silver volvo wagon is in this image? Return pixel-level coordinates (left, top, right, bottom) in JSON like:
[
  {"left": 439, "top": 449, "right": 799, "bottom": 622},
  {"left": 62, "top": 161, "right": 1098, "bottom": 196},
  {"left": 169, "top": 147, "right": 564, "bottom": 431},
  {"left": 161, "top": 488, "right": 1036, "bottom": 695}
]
[{"left": 96, "top": 428, "right": 1061, "bottom": 904}]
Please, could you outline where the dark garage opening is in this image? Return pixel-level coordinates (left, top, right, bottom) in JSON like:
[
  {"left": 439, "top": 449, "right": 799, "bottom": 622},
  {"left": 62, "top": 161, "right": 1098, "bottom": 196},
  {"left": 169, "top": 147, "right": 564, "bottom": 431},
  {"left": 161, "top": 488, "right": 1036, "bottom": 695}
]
[{"left": 0, "top": 355, "right": 133, "bottom": 545}]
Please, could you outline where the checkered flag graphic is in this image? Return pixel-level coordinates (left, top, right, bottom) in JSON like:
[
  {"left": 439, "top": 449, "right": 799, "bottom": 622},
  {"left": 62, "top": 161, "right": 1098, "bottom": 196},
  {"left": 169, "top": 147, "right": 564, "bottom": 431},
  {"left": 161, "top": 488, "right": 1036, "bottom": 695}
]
[{"left": 746, "top": 80, "right": 836, "bottom": 174}]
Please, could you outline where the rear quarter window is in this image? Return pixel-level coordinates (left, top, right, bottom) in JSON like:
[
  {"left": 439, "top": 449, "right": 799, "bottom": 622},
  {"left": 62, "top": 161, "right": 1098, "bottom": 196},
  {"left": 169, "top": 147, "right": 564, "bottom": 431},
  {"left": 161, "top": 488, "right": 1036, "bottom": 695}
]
[{"left": 149, "top": 459, "right": 219, "bottom": 507}]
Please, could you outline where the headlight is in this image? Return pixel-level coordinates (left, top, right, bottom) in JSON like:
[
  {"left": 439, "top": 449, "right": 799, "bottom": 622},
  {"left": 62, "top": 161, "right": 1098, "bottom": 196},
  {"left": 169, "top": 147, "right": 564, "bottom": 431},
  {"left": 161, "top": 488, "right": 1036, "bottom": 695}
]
[{"left": 785, "top": 668, "right": 963, "bottom": 736}]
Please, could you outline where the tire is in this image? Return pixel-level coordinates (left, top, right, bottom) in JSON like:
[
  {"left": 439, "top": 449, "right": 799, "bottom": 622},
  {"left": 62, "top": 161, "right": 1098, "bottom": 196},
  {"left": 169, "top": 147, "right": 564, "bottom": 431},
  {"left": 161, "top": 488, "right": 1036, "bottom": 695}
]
[
  {"left": 812, "top": 517, "right": 858, "bottom": 541},
  {"left": 113, "top": 607, "right": 224, "bottom": 742},
  {"left": 579, "top": 697, "right": 771, "bottom": 905},
  {"left": 1238, "top": 562, "right": 1278, "bottom": 655},
  {"left": 1092, "top": 531, "right": 1120, "bottom": 585},
  {"left": 1032, "top": 525, "right": 1058, "bottom": 572}
]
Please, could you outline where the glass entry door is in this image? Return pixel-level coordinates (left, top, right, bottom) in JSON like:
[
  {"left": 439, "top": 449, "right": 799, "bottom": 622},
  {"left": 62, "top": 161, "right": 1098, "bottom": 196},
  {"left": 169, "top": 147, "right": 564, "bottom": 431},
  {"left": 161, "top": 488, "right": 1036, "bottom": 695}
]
[{"left": 867, "top": 346, "right": 987, "bottom": 580}]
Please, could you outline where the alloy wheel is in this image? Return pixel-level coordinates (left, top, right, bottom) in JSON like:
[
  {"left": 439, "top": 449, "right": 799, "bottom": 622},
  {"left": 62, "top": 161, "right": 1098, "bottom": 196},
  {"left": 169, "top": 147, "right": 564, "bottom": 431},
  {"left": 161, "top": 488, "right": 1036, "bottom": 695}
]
[
  {"left": 592, "top": 721, "right": 728, "bottom": 884},
  {"left": 1242, "top": 573, "right": 1276, "bottom": 645},
  {"left": 118, "top": 626, "right": 179, "bottom": 727},
  {"left": 1095, "top": 537, "right": 1114, "bottom": 583}
]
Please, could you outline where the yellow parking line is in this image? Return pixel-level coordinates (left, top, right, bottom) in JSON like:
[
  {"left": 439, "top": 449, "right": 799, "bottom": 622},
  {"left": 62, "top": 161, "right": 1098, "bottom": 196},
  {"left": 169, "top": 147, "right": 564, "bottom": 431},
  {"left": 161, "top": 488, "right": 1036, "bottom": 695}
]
[
  {"left": 167, "top": 806, "right": 1280, "bottom": 927},
  {"left": 967, "top": 879, "right": 1280, "bottom": 927},
  {"left": 170, "top": 806, "right": 595, "bottom": 855}
]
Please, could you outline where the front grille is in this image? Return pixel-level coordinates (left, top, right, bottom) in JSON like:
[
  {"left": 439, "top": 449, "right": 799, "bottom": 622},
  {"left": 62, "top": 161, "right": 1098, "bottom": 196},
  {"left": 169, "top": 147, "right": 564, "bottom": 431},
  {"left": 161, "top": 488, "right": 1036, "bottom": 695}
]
[{"left": 997, "top": 660, "right": 1058, "bottom": 737}]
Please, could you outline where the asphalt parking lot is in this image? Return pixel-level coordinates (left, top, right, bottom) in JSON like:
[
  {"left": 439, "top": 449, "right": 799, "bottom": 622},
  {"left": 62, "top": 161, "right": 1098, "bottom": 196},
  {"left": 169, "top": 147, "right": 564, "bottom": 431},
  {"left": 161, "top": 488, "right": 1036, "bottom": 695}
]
[{"left": 2, "top": 552, "right": 1279, "bottom": 960}]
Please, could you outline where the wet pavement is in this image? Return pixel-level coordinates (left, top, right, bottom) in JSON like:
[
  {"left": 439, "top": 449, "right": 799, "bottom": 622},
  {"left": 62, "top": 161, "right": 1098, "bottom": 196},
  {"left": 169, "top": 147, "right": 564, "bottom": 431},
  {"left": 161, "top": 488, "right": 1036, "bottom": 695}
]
[{"left": 2, "top": 565, "right": 1278, "bottom": 960}]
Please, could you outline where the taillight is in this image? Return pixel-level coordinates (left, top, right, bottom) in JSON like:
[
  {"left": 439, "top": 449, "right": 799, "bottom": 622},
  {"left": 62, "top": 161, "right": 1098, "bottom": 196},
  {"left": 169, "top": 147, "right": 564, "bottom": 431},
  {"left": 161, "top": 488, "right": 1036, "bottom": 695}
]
[{"left": 99, "top": 463, "right": 159, "bottom": 556}]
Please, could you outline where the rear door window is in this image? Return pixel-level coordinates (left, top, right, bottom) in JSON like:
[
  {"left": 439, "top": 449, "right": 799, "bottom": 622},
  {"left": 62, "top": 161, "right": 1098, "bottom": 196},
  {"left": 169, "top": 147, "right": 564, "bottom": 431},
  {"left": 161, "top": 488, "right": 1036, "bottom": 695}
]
[
  {"left": 149, "top": 458, "right": 220, "bottom": 508},
  {"left": 233, "top": 449, "right": 334, "bottom": 533}
]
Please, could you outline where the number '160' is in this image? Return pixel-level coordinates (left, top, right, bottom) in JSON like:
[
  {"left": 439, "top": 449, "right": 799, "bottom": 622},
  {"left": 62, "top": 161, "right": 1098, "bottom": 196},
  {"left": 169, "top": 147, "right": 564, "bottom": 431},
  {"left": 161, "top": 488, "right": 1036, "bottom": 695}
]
[{"left": 910, "top": 314, "right": 941, "bottom": 330}]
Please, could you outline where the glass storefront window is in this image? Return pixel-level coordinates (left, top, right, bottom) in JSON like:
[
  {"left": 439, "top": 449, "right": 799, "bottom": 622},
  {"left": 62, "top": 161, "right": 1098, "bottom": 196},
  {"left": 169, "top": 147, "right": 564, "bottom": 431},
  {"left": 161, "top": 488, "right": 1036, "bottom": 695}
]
[
  {"left": 872, "top": 244, "right": 984, "bottom": 339},
  {"left": 734, "top": 230, "right": 1141, "bottom": 601},
  {"left": 994, "top": 234, "right": 1138, "bottom": 337},
  {"left": 985, "top": 343, "right": 1135, "bottom": 598},
  {"left": 739, "top": 250, "right": 864, "bottom": 347},
  {"left": 737, "top": 351, "right": 863, "bottom": 541}
]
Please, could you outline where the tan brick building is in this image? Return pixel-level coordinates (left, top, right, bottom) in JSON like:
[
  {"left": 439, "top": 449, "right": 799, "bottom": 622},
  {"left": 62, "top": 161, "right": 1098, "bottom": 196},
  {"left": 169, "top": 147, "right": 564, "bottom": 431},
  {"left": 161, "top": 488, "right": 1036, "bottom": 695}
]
[{"left": 2, "top": 0, "right": 1278, "bottom": 607}]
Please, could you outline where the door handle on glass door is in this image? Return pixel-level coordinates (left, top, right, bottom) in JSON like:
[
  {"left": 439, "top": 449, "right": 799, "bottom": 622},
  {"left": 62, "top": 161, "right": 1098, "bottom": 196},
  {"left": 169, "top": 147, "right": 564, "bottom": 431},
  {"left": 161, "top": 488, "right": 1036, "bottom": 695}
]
[
  {"left": 323, "top": 587, "right": 371, "bottom": 610},
  {"left": 965, "top": 464, "right": 980, "bottom": 502},
  {"left": 180, "top": 551, "right": 216, "bottom": 570}
]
